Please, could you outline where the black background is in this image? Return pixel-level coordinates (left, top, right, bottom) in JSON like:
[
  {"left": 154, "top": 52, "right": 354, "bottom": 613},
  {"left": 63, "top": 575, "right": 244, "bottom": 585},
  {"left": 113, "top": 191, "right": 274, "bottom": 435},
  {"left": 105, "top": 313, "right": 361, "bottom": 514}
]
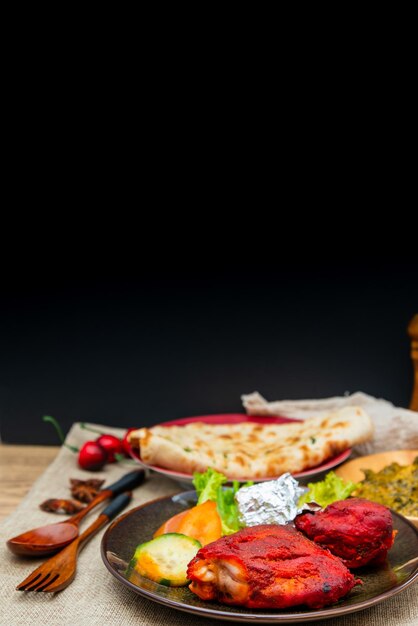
[{"left": 1, "top": 250, "right": 417, "bottom": 445}]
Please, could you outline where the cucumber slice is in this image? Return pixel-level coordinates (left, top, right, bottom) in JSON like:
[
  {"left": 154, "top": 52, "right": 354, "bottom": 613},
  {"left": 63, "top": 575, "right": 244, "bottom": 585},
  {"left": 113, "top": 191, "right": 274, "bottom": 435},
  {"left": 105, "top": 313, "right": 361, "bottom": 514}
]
[{"left": 126, "top": 532, "right": 201, "bottom": 586}]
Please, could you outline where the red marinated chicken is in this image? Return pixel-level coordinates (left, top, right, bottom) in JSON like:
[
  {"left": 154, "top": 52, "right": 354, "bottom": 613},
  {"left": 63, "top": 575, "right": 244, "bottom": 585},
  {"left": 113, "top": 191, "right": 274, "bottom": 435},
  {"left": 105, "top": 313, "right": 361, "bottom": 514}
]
[
  {"left": 187, "top": 524, "right": 360, "bottom": 609},
  {"left": 295, "top": 498, "right": 395, "bottom": 568}
]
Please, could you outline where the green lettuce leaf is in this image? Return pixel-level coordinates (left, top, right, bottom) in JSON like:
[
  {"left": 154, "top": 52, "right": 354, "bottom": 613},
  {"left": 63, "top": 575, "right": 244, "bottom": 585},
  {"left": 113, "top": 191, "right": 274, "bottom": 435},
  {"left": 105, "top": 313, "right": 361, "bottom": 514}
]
[
  {"left": 192, "top": 468, "right": 253, "bottom": 535},
  {"left": 193, "top": 467, "right": 228, "bottom": 505},
  {"left": 298, "top": 471, "right": 360, "bottom": 508},
  {"left": 216, "top": 480, "right": 244, "bottom": 535}
]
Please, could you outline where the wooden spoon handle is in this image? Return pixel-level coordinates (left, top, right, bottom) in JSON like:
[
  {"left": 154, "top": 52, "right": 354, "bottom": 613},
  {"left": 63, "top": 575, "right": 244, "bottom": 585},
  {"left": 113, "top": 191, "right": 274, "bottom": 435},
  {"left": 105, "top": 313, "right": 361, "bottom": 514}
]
[
  {"left": 77, "top": 492, "right": 132, "bottom": 552},
  {"left": 69, "top": 470, "right": 145, "bottom": 524},
  {"left": 69, "top": 490, "right": 112, "bottom": 524}
]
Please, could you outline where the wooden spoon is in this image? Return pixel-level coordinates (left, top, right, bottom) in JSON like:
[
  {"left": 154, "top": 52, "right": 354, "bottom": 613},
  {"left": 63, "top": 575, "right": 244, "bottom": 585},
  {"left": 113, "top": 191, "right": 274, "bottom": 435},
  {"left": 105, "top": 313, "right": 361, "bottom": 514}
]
[
  {"left": 16, "top": 492, "right": 133, "bottom": 592},
  {"left": 7, "top": 469, "right": 145, "bottom": 556}
]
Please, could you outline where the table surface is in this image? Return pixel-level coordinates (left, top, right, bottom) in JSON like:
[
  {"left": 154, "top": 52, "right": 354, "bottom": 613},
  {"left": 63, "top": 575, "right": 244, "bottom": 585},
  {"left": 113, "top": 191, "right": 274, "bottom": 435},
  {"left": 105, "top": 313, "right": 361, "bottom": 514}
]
[
  {"left": 1, "top": 437, "right": 417, "bottom": 626},
  {"left": 0, "top": 443, "right": 59, "bottom": 521}
]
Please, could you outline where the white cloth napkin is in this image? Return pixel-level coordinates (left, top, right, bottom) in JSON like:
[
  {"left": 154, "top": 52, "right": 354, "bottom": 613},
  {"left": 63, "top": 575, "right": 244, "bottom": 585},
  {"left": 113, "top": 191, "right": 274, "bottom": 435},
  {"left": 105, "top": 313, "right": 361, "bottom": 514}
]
[{"left": 242, "top": 391, "right": 418, "bottom": 457}]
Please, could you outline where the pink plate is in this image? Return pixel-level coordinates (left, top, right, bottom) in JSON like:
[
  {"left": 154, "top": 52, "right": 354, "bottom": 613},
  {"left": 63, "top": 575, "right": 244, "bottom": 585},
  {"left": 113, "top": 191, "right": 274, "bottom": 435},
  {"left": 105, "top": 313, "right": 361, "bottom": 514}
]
[{"left": 128, "top": 413, "right": 352, "bottom": 483}]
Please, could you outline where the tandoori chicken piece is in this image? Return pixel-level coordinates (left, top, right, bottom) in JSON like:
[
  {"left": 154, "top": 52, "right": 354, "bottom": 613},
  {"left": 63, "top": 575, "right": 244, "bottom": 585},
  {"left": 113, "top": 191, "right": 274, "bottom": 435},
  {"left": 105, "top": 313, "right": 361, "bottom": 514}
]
[
  {"left": 187, "top": 524, "right": 360, "bottom": 609},
  {"left": 295, "top": 497, "right": 395, "bottom": 568}
]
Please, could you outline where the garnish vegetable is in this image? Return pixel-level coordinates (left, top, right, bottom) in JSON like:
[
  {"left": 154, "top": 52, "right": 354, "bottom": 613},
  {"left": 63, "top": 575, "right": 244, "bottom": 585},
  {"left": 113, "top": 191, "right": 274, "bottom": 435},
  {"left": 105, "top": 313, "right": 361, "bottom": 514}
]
[
  {"left": 193, "top": 467, "right": 253, "bottom": 535},
  {"left": 126, "top": 533, "right": 202, "bottom": 586},
  {"left": 298, "top": 471, "right": 359, "bottom": 508}
]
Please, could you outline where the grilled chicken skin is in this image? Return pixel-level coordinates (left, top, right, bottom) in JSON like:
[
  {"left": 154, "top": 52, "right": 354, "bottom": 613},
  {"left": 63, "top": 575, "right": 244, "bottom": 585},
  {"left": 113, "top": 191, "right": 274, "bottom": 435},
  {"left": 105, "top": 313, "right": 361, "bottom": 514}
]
[
  {"left": 187, "top": 524, "right": 360, "bottom": 609},
  {"left": 295, "top": 498, "right": 395, "bottom": 568}
]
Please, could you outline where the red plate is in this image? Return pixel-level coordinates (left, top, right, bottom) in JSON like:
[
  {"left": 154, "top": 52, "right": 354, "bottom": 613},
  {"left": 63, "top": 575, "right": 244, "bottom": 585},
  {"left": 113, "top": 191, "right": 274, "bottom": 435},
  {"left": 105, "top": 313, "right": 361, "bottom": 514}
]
[{"left": 128, "top": 413, "right": 352, "bottom": 483}]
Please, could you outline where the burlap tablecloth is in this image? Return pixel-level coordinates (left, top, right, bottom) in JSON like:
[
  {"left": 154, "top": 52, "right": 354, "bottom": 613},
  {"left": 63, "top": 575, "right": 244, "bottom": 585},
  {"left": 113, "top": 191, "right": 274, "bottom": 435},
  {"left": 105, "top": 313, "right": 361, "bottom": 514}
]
[{"left": 1, "top": 423, "right": 417, "bottom": 626}]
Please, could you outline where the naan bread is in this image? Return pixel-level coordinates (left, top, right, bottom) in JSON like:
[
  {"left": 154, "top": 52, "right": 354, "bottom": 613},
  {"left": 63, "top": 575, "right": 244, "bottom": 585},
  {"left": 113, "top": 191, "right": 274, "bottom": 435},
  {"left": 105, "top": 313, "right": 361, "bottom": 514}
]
[{"left": 128, "top": 407, "right": 373, "bottom": 479}]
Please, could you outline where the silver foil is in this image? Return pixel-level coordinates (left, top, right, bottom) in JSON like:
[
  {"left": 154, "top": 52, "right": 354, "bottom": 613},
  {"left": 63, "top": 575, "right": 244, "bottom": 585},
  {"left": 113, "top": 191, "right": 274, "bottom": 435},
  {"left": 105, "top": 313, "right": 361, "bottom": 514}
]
[{"left": 235, "top": 473, "right": 306, "bottom": 526}]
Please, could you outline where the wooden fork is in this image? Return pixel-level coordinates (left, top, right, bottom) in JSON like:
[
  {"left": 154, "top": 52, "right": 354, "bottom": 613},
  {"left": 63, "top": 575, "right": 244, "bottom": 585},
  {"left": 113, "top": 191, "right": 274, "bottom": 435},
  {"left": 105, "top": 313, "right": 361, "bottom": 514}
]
[{"left": 16, "top": 492, "right": 131, "bottom": 593}]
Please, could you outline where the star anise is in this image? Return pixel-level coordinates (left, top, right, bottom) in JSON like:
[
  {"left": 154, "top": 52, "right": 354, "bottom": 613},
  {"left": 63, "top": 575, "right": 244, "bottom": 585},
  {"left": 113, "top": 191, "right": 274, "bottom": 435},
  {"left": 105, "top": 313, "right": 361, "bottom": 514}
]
[
  {"left": 39, "top": 498, "right": 86, "bottom": 514},
  {"left": 70, "top": 478, "right": 105, "bottom": 502}
]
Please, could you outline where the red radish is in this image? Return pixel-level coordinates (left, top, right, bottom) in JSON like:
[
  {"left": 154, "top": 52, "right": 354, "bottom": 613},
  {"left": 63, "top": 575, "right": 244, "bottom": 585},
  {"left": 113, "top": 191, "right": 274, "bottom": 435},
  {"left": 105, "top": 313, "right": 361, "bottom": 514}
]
[
  {"left": 80, "top": 423, "right": 126, "bottom": 461},
  {"left": 78, "top": 440, "right": 108, "bottom": 470},
  {"left": 95, "top": 434, "right": 123, "bottom": 462},
  {"left": 122, "top": 427, "right": 137, "bottom": 457},
  {"left": 43, "top": 416, "right": 107, "bottom": 471},
  {"left": 79, "top": 423, "right": 136, "bottom": 459}
]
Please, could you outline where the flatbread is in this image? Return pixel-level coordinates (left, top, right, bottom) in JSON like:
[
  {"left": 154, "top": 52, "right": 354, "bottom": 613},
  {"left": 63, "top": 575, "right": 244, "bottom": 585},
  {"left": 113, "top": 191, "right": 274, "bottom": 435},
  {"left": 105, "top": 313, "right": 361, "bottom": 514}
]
[{"left": 128, "top": 406, "right": 373, "bottom": 479}]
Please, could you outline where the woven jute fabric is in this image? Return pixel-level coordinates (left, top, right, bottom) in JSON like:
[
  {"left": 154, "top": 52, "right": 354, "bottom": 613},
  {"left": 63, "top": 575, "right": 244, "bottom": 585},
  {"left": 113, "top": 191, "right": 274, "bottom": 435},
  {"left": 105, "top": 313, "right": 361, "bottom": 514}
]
[{"left": 0, "top": 422, "right": 417, "bottom": 626}]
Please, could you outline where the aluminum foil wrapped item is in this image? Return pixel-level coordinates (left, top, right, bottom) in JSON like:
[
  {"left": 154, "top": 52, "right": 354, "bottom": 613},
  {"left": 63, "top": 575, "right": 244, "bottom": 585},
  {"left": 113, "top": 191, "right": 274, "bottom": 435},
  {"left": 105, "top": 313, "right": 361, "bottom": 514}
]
[{"left": 235, "top": 473, "right": 307, "bottom": 526}]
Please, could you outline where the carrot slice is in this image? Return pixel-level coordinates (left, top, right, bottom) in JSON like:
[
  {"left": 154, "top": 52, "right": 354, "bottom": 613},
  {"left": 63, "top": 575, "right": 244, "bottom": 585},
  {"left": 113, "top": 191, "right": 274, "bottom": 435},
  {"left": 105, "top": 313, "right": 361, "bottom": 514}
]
[
  {"left": 177, "top": 500, "right": 222, "bottom": 546},
  {"left": 153, "top": 501, "right": 223, "bottom": 546},
  {"left": 154, "top": 509, "right": 189, "bottom": 537}
]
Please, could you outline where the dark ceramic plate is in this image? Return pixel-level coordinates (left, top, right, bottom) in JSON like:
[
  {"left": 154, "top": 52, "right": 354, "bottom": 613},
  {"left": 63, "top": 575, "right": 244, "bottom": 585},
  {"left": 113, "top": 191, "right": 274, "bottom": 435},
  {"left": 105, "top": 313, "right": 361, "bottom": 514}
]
[
  {"left": 101, "top": 491, "right": 418, "bottom": 623},
  {"left": 128, "top": 413, "right": 352, "bottom": 483}
]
